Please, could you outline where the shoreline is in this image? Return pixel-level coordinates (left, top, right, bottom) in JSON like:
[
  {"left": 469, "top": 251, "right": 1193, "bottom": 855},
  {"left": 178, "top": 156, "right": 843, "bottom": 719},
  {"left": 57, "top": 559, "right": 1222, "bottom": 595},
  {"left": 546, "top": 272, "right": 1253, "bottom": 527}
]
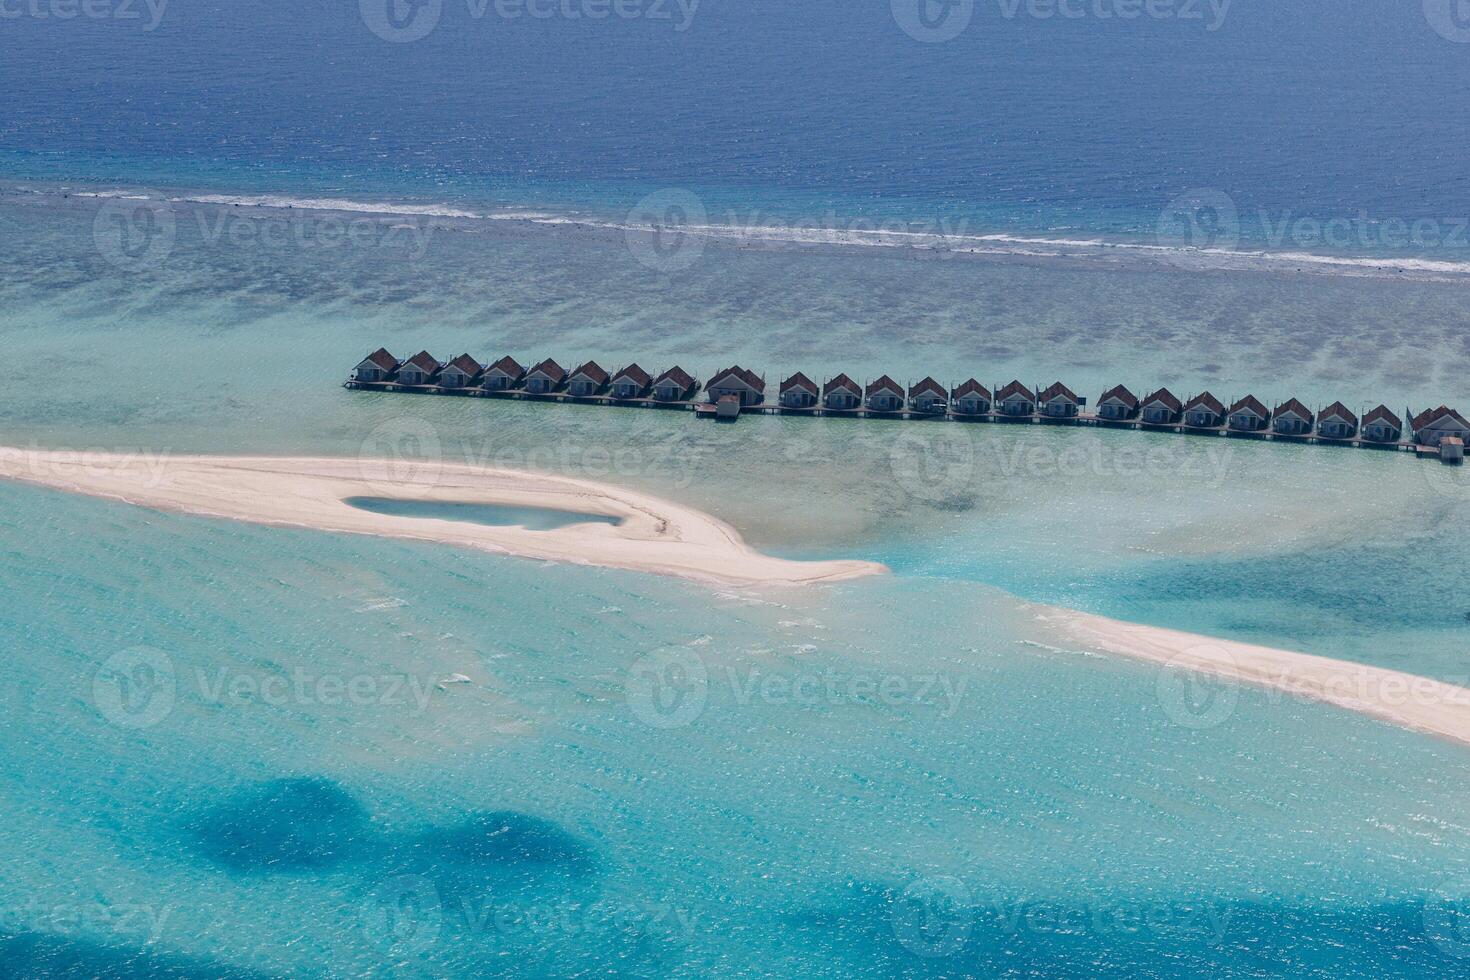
[
  {"left": 0, "top": 448, "right": 885, "bottom": 588},
  {"left": 1035, "top": 605, "right": 1470, "bottom": 749},
  {"left": 7, "top": 444, "right": 1470, "bottom": 747}
]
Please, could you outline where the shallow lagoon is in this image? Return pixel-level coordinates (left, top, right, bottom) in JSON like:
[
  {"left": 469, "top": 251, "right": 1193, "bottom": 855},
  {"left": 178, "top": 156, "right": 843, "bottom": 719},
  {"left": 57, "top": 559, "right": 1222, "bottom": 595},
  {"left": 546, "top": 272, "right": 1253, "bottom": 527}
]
[{"left": 4, "top": 187, "right": 1470, "bottom": 975}]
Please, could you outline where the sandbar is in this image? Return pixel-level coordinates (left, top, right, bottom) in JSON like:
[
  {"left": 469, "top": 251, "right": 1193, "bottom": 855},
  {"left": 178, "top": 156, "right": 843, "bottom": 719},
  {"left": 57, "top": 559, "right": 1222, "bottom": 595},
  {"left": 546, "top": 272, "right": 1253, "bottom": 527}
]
[
  {"left": 1035, "top": 604, "right": 1470, "bottom": 748},
  {"left": 0, "top": 447, "right": 885, "bottom": 587}
]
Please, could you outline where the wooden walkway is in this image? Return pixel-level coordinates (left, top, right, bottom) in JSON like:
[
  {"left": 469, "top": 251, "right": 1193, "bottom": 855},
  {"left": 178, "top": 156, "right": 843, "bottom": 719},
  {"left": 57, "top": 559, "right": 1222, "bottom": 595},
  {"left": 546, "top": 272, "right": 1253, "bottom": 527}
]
[{"left": 343, "top": 379, "right": 1449, "bottom": 461}]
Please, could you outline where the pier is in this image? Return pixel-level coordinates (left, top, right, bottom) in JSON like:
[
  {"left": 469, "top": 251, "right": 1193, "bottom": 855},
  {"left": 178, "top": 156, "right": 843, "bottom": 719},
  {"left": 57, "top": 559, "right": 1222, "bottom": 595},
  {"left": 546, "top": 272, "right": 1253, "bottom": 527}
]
[{"left": 345, "top": 349, "right": 1470, "bottom": 463}]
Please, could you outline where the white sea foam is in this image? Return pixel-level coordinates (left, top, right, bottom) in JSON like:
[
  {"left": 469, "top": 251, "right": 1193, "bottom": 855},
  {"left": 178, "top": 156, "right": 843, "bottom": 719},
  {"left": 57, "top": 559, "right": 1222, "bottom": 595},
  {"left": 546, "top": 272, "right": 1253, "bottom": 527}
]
[
  {"left": 172, "top": 193, "right": 485, "bottom": 219},
  {"left": 34, "top": 184, "right": 1470, "bottom": 280}
]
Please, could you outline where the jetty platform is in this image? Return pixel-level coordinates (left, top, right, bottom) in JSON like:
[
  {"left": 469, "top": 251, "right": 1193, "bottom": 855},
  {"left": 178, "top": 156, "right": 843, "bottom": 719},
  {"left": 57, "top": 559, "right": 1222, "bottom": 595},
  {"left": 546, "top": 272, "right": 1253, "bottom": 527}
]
[{"left": 344, "top": 349, "right": 1470, "bottom": 464}]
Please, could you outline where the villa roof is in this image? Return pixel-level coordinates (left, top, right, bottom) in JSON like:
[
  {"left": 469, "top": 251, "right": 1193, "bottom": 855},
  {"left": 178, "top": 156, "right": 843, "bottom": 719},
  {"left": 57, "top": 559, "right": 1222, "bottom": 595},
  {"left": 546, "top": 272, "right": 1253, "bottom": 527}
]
[
  {"left": 1142, "top": 388, "right": 1182, "bottom": 412},
  {"left": 1038, "top": 381, "right": 1079, "bottom": 404},
  {"left": 1099, "top": 385, "right": 1139, "bottom": 408},
  {"left": 952, "top": 379, "right": 991, "bottom": 400},
  {"left": 1364, "top": 405, "right": 1402, "bottom": 429},
  {"left": 612, "top": 363, "right": 653, "bottom": 387},
  {"left": 1319, "top": 401, "right": 1356, "bottom": 424},
  {"left": 1230, "top": 395, "right": 1269, "bottom": 417},
  {"left": 1413, "top": 405, "right": 1470, "bottom": 431},
  {"left": 1185, "top": 392, "right": 1225, "bottom": 415},
  {"left": 781, "top": 372, "right": 819, "bottom": 395},
  {"left": 710, "top": 365, "right": 764, "bottom": 390},
  {"left": 443, "top": 353, "right": 482, "bottom": 376},
  {"left": 485, "top": 355, "right": 525, "bottom": 377},
  {"left": 403, "top": 350, "right": 440, "bottom": 374},
  {"left": 654, "top": 366, "right": 696, "bottom": 390},
  {"left": 824, "top": 373, "right": 861, "bottom": 395},
  {"left": 909, "top": 377, "right": 946, "bottom": 399},
  {"left": 866, "top": 375, "right": 903, "bottom": 397},
  {"left": 570, "top": 360, "right": 610, "bottom": 385},
  {"left": 1273, "top": 397, "right": 1314, "bottom": 422},
  {"left": 996, "top": 380, "right": 1035, "bottom": 402},
  {"left": 527, "top": 358, "right": 566, "bottom": 381},
  {"left": 361, "top": 347, "right": 399, "bottom": 371}
]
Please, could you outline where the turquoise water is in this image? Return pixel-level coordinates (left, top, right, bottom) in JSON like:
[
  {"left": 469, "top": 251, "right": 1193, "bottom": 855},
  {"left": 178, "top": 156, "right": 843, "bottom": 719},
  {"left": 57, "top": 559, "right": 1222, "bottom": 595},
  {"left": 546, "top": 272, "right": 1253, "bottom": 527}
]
[
  {"left": 6, "top": 480, "right": 1470, "bottom": 976},
  {"left": 3, "top": 186, "right": 1470, "bottom": 975},
  {"left": 9, "top": 0, "right": 1470, "bottom": 970},
  {"left": 342, "top": 497, "right": 622, "bottom": 531}
]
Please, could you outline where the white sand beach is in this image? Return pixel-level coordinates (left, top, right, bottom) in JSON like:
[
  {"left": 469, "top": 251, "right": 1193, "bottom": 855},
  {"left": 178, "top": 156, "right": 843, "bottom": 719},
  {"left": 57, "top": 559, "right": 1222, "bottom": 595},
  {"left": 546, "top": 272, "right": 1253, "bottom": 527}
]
[
  {"left": 1036, "top": 605, "right": 1470, "bottom": 748},
  {"left": 8, "top": 445, "right": 1470, "bottom": 747},
  {"left": 0, "top": 447, "right": 884, "bottom": 587}
]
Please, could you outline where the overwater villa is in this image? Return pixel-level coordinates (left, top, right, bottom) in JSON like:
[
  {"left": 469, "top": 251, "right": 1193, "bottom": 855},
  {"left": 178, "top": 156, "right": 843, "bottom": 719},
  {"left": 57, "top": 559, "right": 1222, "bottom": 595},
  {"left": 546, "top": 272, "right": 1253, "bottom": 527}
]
[
  {"left": 396, "top": 351, "right": 442, "bottom": 387},
  {"left": 345, "top": 349, "right": 1468, "bottom": 462},
  {"left": 524, "top": 358, "right": 567, "bottom": 394},
  {"left": 482, "top": 355, "right": 526, "bottom": 391},
  {"left": 1039, "top": 382, "right": 1081, "bottom": 419},
  {"left": 866, "top": 376, "right": 905, "bottom": 413},
  {"left": 1184, "top": 392, "right": 1225, "bottom": 428},
  {"left": 952, "top": 379, "right": 991, "bottom": 416},
  {"left": 823, "top": 374, "right": 862, "bottom": 411},
  {"left": 1228, "top": 395, "right": 1270, "bottom": 432},
  {"left": 1140, "top": 388, "right": 1182, "bottom": 425},
  {"left": 1362, "top": 405, "right": 1403, "bottom": 443},
  {"left": 908, "top": 377, "right": 947, "bottom": 415},
  {"left": 1317, "top": 402, "right": 1357, "bottom": 440},
  {"left": 996, "top": 381, "right": 1037, "bottom": 417},
  {"left": 610, "top": 364, "right": 653, "bottom": 399},
  {"left": 438, "top": 353, "right": 483, "bottom": 389},
  {"left": 1271, "top": 398, "right": 1314, "bottom": 436},
  {"left": 780, "top": 372, "right": 820, "bottom": 409},
  {"left": 567, "top": 361, "right": 611, "bottom": 398},
  {"left": 652, "top": 366, "right": 700, "bottom": 402},
  {"left": 353, "top": 347, "right": 400, "bottom": 383},
  {"left": 1096, "top": 385, "right": 1139, "bottom": 421},
  {"left": 1412, "top": 405, "right": 1470, "bottom": 447},
  {"left": 707, "top": 366, "right": 766, "bottom": 406}
]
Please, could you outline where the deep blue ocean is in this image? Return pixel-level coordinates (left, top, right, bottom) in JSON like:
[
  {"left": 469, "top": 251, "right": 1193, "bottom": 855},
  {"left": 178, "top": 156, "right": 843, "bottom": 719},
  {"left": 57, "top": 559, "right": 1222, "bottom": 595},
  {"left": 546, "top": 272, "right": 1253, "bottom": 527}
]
[
  {"left": 7, "top": 2, "right": 1470, "bottom": 977},
  {"left": 4, "top": 0, "right": 1470, "bottom": 255}
]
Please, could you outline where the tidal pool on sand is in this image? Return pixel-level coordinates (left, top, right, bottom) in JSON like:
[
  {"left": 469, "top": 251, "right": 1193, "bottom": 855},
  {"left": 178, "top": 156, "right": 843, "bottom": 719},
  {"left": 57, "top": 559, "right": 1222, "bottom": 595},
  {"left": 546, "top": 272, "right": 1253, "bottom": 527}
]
[{"left": 343, "top": 497, "right": 622, "bottom": 532}]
